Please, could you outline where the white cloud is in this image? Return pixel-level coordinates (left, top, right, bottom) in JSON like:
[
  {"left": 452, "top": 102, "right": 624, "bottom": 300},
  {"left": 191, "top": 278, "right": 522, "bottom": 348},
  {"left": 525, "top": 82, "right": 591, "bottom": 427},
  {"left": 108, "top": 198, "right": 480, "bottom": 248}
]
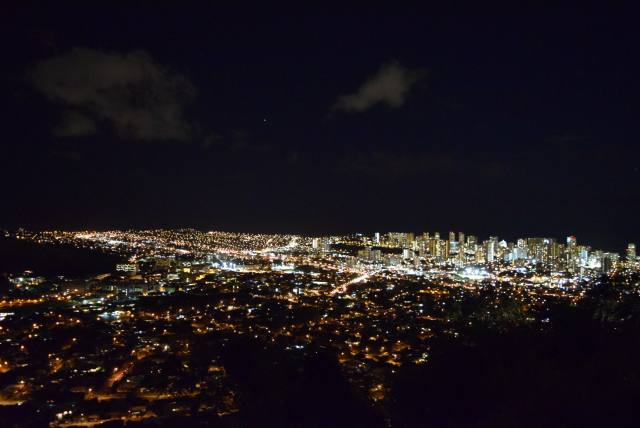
[
  {"left": 30, "top": 47, "right": 196, "bottom": 140},
  {"left": 334, "top": 62, "right": 425, "bottom": 113}
]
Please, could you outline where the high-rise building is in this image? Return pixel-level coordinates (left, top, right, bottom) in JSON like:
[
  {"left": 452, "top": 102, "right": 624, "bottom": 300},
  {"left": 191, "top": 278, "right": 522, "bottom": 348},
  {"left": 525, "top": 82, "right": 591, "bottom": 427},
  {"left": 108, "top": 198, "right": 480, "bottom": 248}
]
[
  {"left": 601, "top": 252, "right": 619, "bottom": 273},
  {"left": 486, "top": 236, "right": 498, "bottom": 262},
  {"left": 449, "top": 231, "right": 456, "bottom": 243},
  {"left": 429, "top": 238, "right": 438, "bottom": 256},
  {"left": 566, "top": 236, "right": 578, "bottom": 271},
  {"left": 457, "top": 243, "right": 466, "bottom": 266},
  {"left": 627, "top": 243, "right": 637, "bottom": 262},
  {"left": 458, "top": 232, "right": 465, "bottom": 245},
  {"left": 374, "top": 232, "right": 380, "bottom": 245},
  {"left": 550, "top": 241, "right": 560, "bottom": 259},
  {"left": 406, "top": 233, "right": 415, "bottom": 245}
]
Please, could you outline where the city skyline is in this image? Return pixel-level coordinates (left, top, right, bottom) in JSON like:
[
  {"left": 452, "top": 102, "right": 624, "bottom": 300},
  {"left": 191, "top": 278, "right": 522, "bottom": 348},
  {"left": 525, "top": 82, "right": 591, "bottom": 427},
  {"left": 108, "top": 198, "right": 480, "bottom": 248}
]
[
  {"left": 5, "top": 227, "right": 638, "bottom": 274},
  {"left": 5, "top": 226, "right": 636, "bottom": 256}
]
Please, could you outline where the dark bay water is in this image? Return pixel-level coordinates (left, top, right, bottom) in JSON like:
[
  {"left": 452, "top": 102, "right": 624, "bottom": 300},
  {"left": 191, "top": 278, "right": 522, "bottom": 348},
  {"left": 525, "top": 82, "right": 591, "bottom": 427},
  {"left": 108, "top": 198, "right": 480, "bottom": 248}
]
[{"left": 0, "top": 237, "right": 125, "bottom": 278}]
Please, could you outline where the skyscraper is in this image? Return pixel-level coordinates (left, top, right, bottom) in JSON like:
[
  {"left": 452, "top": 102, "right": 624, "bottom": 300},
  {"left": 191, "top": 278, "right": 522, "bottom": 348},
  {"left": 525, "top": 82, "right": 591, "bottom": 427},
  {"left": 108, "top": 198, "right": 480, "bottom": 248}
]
[
  {"left": 601, "top": 252, "right": 618, "bottom": 273},
  {"left": 566, "top": 236, "right": 578, "bottom": 271},
  {"left": 486, "top": 236, "right": 498, "bottom": 263},
  {"left": 627, "top": 243, "right": 637, "bottom": 262},
  {"left": 442, "top": 240, "right": 450, "bottom": 261}
]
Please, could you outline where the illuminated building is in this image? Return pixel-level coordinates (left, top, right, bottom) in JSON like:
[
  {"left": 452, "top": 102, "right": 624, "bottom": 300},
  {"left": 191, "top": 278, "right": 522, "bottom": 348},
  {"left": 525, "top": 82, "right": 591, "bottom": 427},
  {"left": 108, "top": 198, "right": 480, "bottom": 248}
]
[
  {"left": 457, "top": 244, "right": 466, "bottom": 266},
  {"left": 442, "top": 239, "right": 450, "bottom": 261},
  {"left": 627, "top": 243, "right": 636, "bottom": 262},
  {"left": 601, "top": 252, "right": 618, "bottom": 273},
  {"left": 358, "top": 247, "right": 372, "bottom": 261},
  {"left": 428, "top": 237, "right": 438, "bottom": 257},
  {"left": 566, "top": 236, "right": 578, "bottom": 271},
  {"left": 116, "top": 263, "right": 137, "bottom": 272},
  {"left": 406, "top": 233, "right": 415, "bottom": 246},
  {"left": 486, "top": 236, "right": 498, "bottom": 262}
]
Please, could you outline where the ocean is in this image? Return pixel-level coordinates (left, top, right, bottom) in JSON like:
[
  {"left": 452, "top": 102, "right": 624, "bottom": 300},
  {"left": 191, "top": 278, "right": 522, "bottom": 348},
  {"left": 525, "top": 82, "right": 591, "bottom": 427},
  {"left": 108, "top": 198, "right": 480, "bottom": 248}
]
[{"left": 0, "top": 237, "right": 125, "bottom": 278}]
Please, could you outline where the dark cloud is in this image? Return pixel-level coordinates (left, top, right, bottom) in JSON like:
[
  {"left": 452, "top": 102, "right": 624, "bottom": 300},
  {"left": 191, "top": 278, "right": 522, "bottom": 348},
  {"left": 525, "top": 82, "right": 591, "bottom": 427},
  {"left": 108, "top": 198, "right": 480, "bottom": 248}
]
[
  {"left": 29, "top": 47, "right": 196, "bottom": 140},
  {"left": 333, "top": 62, "right": 426, "bottom": 113},
  {"left": 53, "top": 110, "right": 96, "bottom": 137}
]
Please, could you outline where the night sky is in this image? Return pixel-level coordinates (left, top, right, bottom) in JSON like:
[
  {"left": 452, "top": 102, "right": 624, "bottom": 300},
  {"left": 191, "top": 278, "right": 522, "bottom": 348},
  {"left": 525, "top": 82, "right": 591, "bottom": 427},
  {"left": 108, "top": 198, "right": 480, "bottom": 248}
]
[{"left": 1, "top": 5, "right": 638, "bottom": 251}]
